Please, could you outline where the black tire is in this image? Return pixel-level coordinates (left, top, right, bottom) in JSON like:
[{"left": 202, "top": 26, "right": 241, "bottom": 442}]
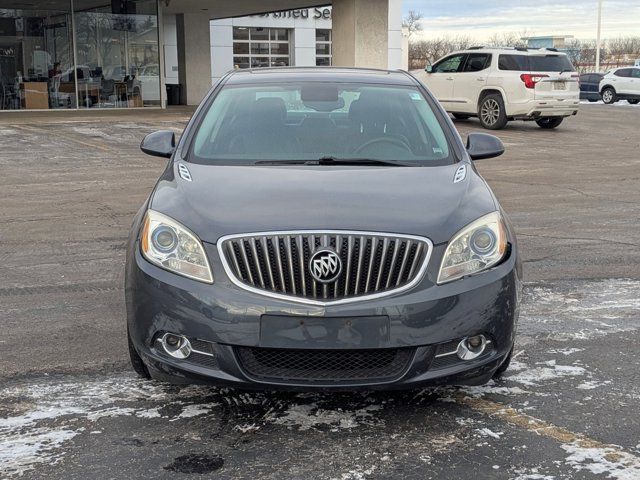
[
  {"left": 452, "top": 113, "right": 471, "bottom": 120},
  {"left": 493, "top": 347, "right": 513, "bottom": 378},
  {"left": 535, "top": 117, "right": 564, "bottom": 129},
  {"left": 628, "top": 99, "right": 639, "bottom": 105},
  {"left": 128, "top": 326, "right": 151, "bottom": 378},
  {"left": 478, "top": 93, "right": 508, "bottom": 130},
  {"left": 601, "top": 87, "right": 617, "bottom": 104}
]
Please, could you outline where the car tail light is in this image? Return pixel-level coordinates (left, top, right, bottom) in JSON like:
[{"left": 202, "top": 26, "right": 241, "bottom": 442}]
[{"left": 520, "top": 73, "right": 549, "bottom": 89}]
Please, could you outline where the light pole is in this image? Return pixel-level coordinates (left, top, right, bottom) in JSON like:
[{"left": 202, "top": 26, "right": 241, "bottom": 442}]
[{"left": 595, "top": 0, "right": 603, "bottom": 72}]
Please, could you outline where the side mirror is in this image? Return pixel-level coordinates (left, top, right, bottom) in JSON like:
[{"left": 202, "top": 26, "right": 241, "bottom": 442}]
[
  {"left": 140, "top": 130, "right": 176, "bottom": 158},
  {"left": 466, "top": 132, "right": 505, "bottom": 160},
  {"left": 425, "top": 64, "right": 433, "bottom": 73}
]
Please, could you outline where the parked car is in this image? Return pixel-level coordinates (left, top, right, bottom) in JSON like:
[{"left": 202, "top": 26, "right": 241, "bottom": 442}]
[
  {"left": 579, "top": 73, "right": 604, "bottom": 102},
  {"left": 599, "top": 67, "right": 640, "bottom": 104},
  {"left": 423, "top": 47, "right": 580, "bottom": 129},
  {"left": 125, "top": 68, "right": 521, "bottom": 391}
]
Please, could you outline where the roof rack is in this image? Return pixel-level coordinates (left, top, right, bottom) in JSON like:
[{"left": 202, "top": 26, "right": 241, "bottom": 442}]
[
  {"left": 468, "top": 45, "right": 485, "bottom": 50},
  {"left": 514, "top": 47, "right": 529, "bottom": 51}
]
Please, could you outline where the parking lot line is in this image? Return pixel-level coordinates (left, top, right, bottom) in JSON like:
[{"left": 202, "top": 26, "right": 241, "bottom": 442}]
[{"left": 456, "top": 392, "right": 640, "bottom": 475}]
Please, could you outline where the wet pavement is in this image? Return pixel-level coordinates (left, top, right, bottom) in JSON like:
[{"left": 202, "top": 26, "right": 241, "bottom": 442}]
[{"left": 1, "top": 104, "right": 639, "bottom": 479}]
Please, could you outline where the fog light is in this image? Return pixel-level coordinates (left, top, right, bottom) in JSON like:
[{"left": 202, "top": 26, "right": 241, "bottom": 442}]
[
  {"left": 456, "top": 335, "right": 488, "bottom": 360},
  {"left": 160, "top": 333, "right": 192, "bottom": 359}
]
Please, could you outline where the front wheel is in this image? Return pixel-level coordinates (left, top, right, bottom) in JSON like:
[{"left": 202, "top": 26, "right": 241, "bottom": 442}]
[
  {"left": 535, "top": 117, "right": 564, "bottom": 129},
  {"left": 628, "top": 99, "right": 639, "bottom": 105},
  {"left": 493, "top": 347, "right": 513, "bottom": 378},
  {"left": 478, "top": 94, "right": 508, "bottom": 130},
  {"left": 601, "top": 87, "right": 617, "bottom": 104}
]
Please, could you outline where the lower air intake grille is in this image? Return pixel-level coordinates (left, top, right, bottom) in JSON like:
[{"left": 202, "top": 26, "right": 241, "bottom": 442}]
[{"left": 235, "top": 347, "right": 415, "bottom": 383}]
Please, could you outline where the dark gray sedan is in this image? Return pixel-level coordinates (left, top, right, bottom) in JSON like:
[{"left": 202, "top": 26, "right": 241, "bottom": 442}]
[{"left": 125, "top": 67, "right": 522, "bottom": 390}]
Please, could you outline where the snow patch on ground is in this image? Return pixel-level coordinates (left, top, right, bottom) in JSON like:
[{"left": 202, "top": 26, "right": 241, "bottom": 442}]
[
  {"left": 577, "top": 380, "right": 613, "bottom": 390},
  {"left": 270, "top": 403, "right": 383, "bottom": 432},
  {"left": 170, "top": 403, "right": 219, "bottom": 421},
  {"left": 562, "top": 442, "right": 640, "bottom": 479},
  {"left": 476, "top": 427, "right": 503, "bottom": 439},
  {"left": 520, "top": 279, "right": 640, "bottom": 340},
  {"left": 0, "top": 428, "right": 78, "bottom": 478},
  {"left": 0, "top": 376, "right": 215, "bottom": 477},
  {"left": 506, "top": 360, "right": 587, "bottom": 387}
]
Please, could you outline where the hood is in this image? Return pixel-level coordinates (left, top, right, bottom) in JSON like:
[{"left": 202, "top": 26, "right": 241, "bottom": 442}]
[{"left": 150, "top": 162, "right": 497, "bottom": 245}]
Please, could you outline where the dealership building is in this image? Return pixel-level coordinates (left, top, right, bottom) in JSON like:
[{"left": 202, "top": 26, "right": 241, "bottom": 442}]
[{"left": 0, "top": 0, "right": 404, "bottom": 111}]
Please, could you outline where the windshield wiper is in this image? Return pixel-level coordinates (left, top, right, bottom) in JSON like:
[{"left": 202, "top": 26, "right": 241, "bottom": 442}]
[
  {"left": 255, "top": 160, "right": 309, "bottom": 165},
  {"left": 255, "top": 157, "right": 413, "bottom": 167},
  {"left": 311, "top": 156, "right": 412, "bottom": 167}
]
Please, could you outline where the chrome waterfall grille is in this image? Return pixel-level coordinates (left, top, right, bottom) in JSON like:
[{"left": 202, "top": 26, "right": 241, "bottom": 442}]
[{"left": 218, "top": 231, "right": 432, "bottom": 305}]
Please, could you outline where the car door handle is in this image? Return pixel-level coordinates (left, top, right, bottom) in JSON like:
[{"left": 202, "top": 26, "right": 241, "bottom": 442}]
[
  {"left": 477, "top": 78, "right": 485, "bottom": 81},
  {"left": 446, "top": 77, "right": 454, "bottom": 81}
]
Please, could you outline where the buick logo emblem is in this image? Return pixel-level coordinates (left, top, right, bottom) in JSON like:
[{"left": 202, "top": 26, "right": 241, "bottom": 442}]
[{"left": 309, "top": 249, "right": 342, "bottom": 283}]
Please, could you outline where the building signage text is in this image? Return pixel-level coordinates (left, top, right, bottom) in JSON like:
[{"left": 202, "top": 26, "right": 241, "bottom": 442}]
[{"left": 253, "top": 8, "right": 331, "bottom": 20}]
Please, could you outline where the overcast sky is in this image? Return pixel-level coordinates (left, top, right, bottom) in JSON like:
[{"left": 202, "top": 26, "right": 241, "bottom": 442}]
[{"left": 402, "top": 0, "right": 640, "bottom": 41}]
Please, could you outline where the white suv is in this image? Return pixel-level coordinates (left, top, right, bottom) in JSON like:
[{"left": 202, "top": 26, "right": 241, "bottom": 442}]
[
  {"left": 599, "top": 67, "right": 640, "bottom": 105},
  {"left": 422, "top": 47, "right": 580, "bottom": 129}
]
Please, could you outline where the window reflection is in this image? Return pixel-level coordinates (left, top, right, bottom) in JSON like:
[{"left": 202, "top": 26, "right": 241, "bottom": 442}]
[
  {"left": 0, "top": 1, "right": 160, "bottom": 110},
  {"left": 74, "top": 0, "right": 160, "bottom": 108},
  {"left": 0, "top": 5, "right": 74, "bottom": 110}
]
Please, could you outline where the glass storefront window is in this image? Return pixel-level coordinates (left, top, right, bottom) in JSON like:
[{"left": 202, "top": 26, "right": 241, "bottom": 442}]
[
  {"left": 0, "top": 4, "right": 74, "bottom": 110},
  {"left": 232, "top": 26, "right": 291, "bottom": 70},
  {"left": 74, "top": 0, "right": 160, "bottom": 108},
  {"left": 0, "top": 1, "right": 160, "bottom": 110}
]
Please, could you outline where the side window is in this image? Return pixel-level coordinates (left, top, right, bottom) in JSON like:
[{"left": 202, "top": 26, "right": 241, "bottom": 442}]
[
  {"left": 632, "top": 69, "right": 640, "bottom": 78},
  {"left": 433, "top": 54, "right": 466, "bottom": 73},
  {"left": 462, "top": 53, "right": 491, "bottom": 72},
  {"left": 614, "top": 69, "right": 632, "bottom": 78},
  {"left": 498, "top": 54, "right": 529, "bottom": 71}
]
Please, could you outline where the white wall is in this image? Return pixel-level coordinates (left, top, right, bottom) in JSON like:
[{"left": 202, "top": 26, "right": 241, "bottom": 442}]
[
  {"left": 387, "top": 0, "right": 403, "bottom": 70},
  {"left": 163, "top": 14, "right": 179, "bottom": 85}
]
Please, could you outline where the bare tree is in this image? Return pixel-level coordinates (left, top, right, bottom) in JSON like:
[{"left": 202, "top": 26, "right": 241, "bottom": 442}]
[
  {"left": 402, "top": 10, "right": 423, "bottom": 39},
  {"left": 408, "top": 35, "right": 472, "bottom": 69},
  {"left": 407, "top": 31, "right": 640, "bottom": 72}
]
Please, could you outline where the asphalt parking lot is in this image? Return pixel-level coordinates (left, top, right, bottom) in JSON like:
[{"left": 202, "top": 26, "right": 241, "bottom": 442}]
[{"left": 1, "top": 102, "right": 640, "bottom": 479}]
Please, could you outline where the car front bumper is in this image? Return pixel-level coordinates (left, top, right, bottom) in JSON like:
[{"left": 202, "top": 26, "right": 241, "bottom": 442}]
[{"left": 126, "top": 240, "right": 522, "bottom": 391}]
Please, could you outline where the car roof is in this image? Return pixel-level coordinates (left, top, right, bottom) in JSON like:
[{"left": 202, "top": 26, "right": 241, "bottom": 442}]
[
  {"left": 224, "top": 67, "right": 418, "bottom": 86},
  {"left": 448, "top": 47, "right": 569, "bottom": 56}
]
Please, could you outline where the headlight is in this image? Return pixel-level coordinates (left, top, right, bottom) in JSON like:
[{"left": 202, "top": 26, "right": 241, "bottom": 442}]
[
  {"left": 140, "top": 209, "right": 213, "bottom": 283},
  {"left": 437, "top": 211, "right": 507, "bottom": 284}
]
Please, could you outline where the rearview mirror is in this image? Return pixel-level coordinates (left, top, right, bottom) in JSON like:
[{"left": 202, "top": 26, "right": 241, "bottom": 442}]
[
  {"left": 425, "top": 64, "right": 433, "bottom": 73},
  {"left": 140, "top": 130, "right": 175, "bottom": 158},
  {"left": 466, "top": 133, "right": 504, "bottom": 160}
]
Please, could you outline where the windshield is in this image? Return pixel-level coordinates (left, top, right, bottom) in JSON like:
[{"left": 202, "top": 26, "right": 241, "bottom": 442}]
[
  {"left": 498, "top": 54, "right": 575, "bottom": 72},
  {"left": 189, "top": 82, "right": 453, "bottom": 165}
]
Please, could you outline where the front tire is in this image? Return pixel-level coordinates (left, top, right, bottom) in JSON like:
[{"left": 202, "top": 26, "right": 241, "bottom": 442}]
[
  {"left": 535, "top": 117, "right": 564, "bottom": 129},
  {"left": 128, "top": 326, "right": 151, "bottom": 378},
  {"left": 478, "top": 94, "right": 508, "bottom": 130},
  {"left": 493, "top": 347, "right": 513, "bottom": 378},
  {"left": 601, "top": 87, "right": 617, "bottom": 104},
  {"left": 628, "top": 99, "right": 639, "bottom": 105}
]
